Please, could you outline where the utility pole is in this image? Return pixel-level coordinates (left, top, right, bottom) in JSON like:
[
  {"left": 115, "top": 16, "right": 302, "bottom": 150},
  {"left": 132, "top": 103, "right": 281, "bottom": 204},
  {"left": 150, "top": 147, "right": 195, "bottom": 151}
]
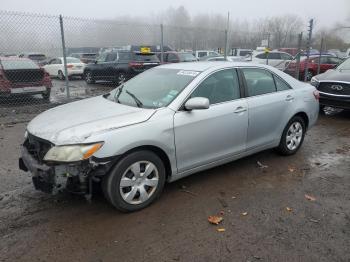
[
  {"left": 295, "top": 32, "right": 303, "bottom": 79},
  {"left": 224, "top": 12, "right": 230, "bottom": 60},
  {"left": 304, "top": 19, "right": 314, "bottom": 81},
  {"left": 317, "top": 36, "right": 324, "bottom": 75}
]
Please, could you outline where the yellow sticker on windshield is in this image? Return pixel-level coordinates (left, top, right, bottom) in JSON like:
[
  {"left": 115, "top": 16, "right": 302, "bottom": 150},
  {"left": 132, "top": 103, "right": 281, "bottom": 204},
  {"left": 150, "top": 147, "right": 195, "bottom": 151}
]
[{"left": 140, "top": 47, "right": 151, "bottom": 54}]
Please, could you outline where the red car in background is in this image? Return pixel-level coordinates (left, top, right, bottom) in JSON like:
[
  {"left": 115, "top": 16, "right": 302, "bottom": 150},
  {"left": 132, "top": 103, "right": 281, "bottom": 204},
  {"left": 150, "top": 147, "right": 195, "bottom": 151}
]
[
  {"left": 0, "top": 57, "right": 52, "bottom": 100},
  {"left": 286, "top": 55, "right": 344, "bottom": 81}
]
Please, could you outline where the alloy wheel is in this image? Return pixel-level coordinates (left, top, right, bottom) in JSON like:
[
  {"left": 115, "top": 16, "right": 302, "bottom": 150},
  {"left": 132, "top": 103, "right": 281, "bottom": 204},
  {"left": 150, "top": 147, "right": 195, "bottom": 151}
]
[{"left": 286, "top": 122, "right": 303, "bottom": 151}]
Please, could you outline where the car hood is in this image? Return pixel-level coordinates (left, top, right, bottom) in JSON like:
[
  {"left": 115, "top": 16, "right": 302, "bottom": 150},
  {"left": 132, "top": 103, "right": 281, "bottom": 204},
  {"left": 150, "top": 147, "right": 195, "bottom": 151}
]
[
  {"left": 27, "top": 96, "right": 156, "bottom": 145},
  {"left": 315, "top": 69, "right": 350, "bottom": 82}
]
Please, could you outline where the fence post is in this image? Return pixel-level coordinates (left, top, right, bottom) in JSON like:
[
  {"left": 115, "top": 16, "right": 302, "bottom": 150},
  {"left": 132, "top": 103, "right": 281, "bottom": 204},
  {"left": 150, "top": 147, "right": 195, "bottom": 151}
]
[
  {"left": 59, "top": 15, "right": 70, "bottom": 99},
  {"left": 317, "top": 36, "right": 324, "bottom": 75},
  {"left": 295, "top": 32, "right": 303, "bottom": 79},
  {"left": 224, "top": 30, "right": 228, "bottom": 59},
  {"left": 304, "top": 19, "right": 314, "bottom": 82},
  {"left": 160, "top": 24, "right": 164, "bottom": 63}
]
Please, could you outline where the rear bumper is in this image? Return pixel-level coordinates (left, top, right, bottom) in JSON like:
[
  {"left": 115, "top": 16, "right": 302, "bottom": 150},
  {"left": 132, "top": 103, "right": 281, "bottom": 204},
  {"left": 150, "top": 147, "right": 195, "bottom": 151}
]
[{"left": 319, "top": 92, "right": 350, "bottom": 109}]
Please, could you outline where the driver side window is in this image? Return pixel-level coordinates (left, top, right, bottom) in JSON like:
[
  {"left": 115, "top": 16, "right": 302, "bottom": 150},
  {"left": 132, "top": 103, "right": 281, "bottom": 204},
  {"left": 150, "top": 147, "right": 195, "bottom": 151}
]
[{"left": 191, "top": 69, "right": 240, "bottom": 104}]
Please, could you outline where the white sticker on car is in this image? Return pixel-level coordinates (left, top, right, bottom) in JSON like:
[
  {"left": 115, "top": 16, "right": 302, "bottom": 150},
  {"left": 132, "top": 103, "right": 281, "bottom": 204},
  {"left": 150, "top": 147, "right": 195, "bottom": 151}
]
[{"left": 177, "top": 70, "right": 200, "bottom": 77}]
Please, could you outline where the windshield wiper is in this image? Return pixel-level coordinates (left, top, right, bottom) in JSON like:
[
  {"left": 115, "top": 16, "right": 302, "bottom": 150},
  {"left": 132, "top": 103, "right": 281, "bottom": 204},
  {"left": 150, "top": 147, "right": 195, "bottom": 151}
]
[
  {"left": 114, "top": 84, "right": 124, "bottom": 103},
  {"left": 125, "top": 90, "right": 143, "bottom": 108}
]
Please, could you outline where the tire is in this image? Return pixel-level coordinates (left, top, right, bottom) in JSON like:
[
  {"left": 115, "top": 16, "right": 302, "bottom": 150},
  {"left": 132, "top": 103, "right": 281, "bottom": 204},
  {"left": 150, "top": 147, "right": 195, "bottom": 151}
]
[
  {"left": 277, "top": 116, "right": 306, "bottom": 156},
  {"left": 42, "top": 90, "right": 51, "bottom": 101},
  {"left": 102, "top": 151, "right": 166, "bottom": 212},
  {"left": 305, "top": 71, "right": 314, "bottom": 81},
  {"left": 116, "top": 72, "right": 127, "bottom": 85},
  {"left": 319, "top": 104, "right": 326, "bottom": 114},
  {"left": 58, "top": 70, "right": 65, "bottom": 80},
  {"left": 84, "top": 71, "right": 95, "bottom": 84}
]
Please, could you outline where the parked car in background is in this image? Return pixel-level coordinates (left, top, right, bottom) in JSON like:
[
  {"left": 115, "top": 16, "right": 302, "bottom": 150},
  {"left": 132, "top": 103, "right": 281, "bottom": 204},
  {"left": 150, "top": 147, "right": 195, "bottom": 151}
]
[
  {"left": 157, "top": 51, "right": 197, "bottom": 63},
  {"left": 286, "top": 55, "right": 343, "bottom": 81},
  {"left": 229, "top": 48, "right": 253, "bottom": 58},
  {"left": 0, "top": 57, "right": 52, "bottom": 100},
  {"left": 248, "top": 51, "right": 293, "bottom": 70},
  {"left": 193, "top": 50, "right": 220, "bottom": 59},
  {"left": 44, "top": 57, "right": 86, "bottom": 80},
  {"left": 20, "top": 62, "right": 319, "bottom": 211},
  {"left": 200, "top": 55, "right": 244, "bottom": 62},
  {"left": 278, "top": 48, "right": 299, "bottom": 57},
  {"left": 70, "top": 53, "right": 97, "bottom": 64},
  {"left": 18, "top": 53, "right": 48, "bottom": 66},
  {"left": 311, "top": 57, "right": 350, "bottom": 111},
  {"left": 83, "top": 50, "right": 160, "bottom": 84}
]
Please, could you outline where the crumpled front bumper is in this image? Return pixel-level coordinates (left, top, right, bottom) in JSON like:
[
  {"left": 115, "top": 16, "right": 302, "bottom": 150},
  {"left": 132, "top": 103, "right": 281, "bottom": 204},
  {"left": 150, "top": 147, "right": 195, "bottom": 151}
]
[{"left": 19, "top": 146, "right": 66, "bottom": 194}]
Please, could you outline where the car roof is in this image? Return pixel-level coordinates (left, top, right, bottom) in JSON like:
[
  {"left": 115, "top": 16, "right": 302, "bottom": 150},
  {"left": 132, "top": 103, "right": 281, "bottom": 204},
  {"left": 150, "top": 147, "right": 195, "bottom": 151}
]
[
  {"left": 158, "top": 61, "right": 273, "bottom": 71},
  {"left": 0, "top": 56, "right": 31, "bottom": 61}
]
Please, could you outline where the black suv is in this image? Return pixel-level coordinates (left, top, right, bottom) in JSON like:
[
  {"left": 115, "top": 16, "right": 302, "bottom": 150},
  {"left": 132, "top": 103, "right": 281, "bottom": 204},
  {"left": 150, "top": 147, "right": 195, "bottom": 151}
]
[{"left": 83, "top": 51, "right": 160, "bottom": 84}]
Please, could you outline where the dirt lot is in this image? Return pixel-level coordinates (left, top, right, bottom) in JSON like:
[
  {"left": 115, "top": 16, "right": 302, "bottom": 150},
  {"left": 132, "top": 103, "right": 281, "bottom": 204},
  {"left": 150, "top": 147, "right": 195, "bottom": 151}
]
[{"left": 0, "top": 107, "right": 349, "bottom": 262}]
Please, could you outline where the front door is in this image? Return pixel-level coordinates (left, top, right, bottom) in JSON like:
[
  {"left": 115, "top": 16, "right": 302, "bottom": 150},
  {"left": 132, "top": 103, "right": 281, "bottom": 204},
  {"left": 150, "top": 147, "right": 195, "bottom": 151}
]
[{"left": 174, "top": 68, "right": 248, "bottom": 173}]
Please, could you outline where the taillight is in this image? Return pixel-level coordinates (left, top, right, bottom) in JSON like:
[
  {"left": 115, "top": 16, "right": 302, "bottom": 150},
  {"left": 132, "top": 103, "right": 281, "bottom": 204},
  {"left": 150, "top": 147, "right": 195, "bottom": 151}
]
[
  {"left": 129, "top": 62, "right": 143, "bottom": 68},
  {"left": 67, "top": 64, "right": 73, "bottom": 69},
  {"left": 313, "top": 90, "right": 320, "bottom": 100}
]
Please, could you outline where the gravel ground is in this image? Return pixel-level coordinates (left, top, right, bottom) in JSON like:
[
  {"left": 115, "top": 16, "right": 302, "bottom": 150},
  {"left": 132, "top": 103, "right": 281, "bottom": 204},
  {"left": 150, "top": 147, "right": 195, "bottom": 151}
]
[{"left": 0, "top": 99, "right": 349, "bottom": 262}]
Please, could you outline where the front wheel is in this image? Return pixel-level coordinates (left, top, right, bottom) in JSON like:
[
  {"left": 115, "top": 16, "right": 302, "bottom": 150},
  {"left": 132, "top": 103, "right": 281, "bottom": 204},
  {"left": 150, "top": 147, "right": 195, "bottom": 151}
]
[
  {"left": 84, "top": 71, "right": 95, "bottom": 84},
  {"left": 102, "top": 151, "right": 166, "bottom": 212},
  {"left": 277, "top": 116, "right": 306, "bottom": 155}
]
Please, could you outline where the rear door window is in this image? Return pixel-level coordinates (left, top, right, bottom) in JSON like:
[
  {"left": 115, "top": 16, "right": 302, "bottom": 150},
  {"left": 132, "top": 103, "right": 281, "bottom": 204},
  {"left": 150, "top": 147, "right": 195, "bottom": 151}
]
[
  {"left": 256, "top": 53, "right": 267, "bottom": 59},
  {"left": 268, "top": 53, "right": 281, "bottom": 60},
  {"left": 242, "top": 68, "right": 276, "bottom": 96},
  {"left": 274, "top": 75, "right": 291, "bottom": 91},
  {"left": 106, "top": 53, "right": 118, "bottom": 62}
]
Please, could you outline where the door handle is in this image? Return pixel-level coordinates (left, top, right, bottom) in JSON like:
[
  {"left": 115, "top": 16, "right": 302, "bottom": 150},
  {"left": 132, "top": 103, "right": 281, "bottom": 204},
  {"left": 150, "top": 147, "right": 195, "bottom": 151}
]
[
  {"left": 234, "top": 106, "right": 247, "bottom": 114},
  {"left": 285, "top": 95, "right": 294, "bottom": 101}
]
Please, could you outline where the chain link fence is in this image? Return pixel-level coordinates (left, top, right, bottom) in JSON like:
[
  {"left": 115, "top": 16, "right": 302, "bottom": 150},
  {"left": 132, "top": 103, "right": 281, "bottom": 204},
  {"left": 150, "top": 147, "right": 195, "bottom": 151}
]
[{"left": 0, "top": 10, "right": 342, "bottom": 123}]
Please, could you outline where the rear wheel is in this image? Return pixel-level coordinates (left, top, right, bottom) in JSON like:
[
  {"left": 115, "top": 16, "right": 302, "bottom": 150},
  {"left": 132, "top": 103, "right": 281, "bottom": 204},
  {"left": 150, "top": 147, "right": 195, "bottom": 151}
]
[
  {"left": 84, "top": 71, "right": 95, "bottom": 84},
  {"left": 277, "top": 116, "right": 306, "bottom": 155},
  {"left": 102, "top": 151, "right": 166, "bottom": 212},
  {"left": 42, "top": 90, "right": 51, "bottom": 101},
  {"left": 58, "top": 70, "right": 65, "bottom": 80}
]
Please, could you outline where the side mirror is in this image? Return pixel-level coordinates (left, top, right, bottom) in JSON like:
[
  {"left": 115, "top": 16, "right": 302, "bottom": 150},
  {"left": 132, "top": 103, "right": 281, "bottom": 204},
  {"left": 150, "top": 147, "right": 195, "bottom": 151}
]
[{"left": 184, "top": 97, "right": 209, "bottom": 111}]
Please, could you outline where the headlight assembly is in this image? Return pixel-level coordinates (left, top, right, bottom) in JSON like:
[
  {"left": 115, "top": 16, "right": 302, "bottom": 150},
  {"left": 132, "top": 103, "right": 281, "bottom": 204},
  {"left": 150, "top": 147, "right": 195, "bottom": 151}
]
[
  {"left": 44, "top": 142, "right": 104, "bottom": 162},
  {"left": 310, "top": 77, "right": 319, "bottom": 87}
]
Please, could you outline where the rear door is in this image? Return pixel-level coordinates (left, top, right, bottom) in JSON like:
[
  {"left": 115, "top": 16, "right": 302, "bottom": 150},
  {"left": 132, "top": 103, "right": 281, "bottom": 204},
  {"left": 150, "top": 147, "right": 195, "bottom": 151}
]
[
  {"left": 240, "top": 67, "right": 295, "bottom": 149},
  {"left": 174, "top": 68, "right": 248, "bottom": 172}
]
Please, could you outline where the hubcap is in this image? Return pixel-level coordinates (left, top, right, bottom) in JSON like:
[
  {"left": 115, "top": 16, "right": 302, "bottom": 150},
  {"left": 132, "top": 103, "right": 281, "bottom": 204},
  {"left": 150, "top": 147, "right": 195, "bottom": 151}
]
[
  {"left": 286, "top": 122, "right": 303, "bottom": 151},
  {"left": 119, "top": 161, "right": 159, "bottom": 205}
]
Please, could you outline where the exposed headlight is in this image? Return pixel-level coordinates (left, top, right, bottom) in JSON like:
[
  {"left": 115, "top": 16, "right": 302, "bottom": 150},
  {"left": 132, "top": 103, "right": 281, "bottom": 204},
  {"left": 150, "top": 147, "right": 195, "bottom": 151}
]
[
  {"left": 310, "top": 77, "right": 319, "bottom": 87},
  {"left": 44, "top": 142, "right": 104, "bottom": 162}
]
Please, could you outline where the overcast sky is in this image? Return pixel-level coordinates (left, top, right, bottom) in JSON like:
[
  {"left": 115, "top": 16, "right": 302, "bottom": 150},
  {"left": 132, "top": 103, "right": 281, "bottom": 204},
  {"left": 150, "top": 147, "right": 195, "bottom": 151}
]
[{"left": 3, "top": 0, "right": 350, "bottom": 27}]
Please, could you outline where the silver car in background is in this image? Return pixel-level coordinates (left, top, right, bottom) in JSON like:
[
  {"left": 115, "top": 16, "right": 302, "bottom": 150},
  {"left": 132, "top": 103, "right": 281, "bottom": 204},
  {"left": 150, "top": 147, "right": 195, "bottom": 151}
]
[{"left": 19, "top": 62, "right": 319, "bottom": 212}]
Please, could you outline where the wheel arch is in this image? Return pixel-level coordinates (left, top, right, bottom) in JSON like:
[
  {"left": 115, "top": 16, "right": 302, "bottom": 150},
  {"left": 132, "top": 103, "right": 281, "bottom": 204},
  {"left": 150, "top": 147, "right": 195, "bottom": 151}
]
[
  {"left": 292, "top": 111, "right": 309, "bottom": 129},
  {"left": 120, "top": 145, "right": 173, "bottom": 180}
]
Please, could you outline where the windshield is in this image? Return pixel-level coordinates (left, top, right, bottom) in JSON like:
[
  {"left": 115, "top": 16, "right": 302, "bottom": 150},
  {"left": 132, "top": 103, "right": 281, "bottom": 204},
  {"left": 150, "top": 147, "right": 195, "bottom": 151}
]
[
  {"left": 133, "top": 53, "right": 159, "bottom": 62},
  {"left": 1, "top": 59, "right": 39, "bottom": 70},
  {"left": 107, "top": 68, "right": 200, "bottom": 108},
  {"left": 178, "top": 53, "right": 197, "bottom": 62},
  {"left": 337, "top": 58, "right": 350, "bottom": 71},
  {"left": 66, "top": 57, "right": 82, "bottom": 63},
  {"left": 28, "top": 54, "right": 46, "bottom": 61}
]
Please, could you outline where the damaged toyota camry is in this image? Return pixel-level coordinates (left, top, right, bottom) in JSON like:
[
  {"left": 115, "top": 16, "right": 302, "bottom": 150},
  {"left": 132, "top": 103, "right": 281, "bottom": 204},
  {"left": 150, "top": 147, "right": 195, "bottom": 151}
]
[{"left": 19, "top": 62, "right": 319, "bottom": 212}]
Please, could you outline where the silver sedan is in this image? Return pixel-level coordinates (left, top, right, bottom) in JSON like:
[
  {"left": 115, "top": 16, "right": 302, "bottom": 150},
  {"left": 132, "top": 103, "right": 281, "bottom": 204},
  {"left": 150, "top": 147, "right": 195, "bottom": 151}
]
[{"left": 20, "top": 62, "right": 319, "bottom": 211}]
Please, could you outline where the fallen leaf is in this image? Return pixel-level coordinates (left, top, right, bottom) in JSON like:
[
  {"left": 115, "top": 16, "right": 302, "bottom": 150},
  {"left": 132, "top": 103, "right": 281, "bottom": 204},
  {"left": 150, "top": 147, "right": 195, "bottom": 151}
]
[
  {"left": 241, "top": 212, "right": 248, "bottom": 216},
  {"left": 288, "top": 166, "right": 295, "bottom": 172},
  {"left": 208, "top": 215, "right": 223, "bottom": 225},
  {"left": 309, "top": 218, "right": 320, "bottom": 223},
  {"left": 305, "top": 194, "right": 316, "bottom": 201},
  {"left": 257, "top": 161, "right": 268, "bottom": 169},
  {"left": 286, "top": 207, "right": 293, "bottom": 212},
  {"left": 217, "top": 228, "right": 226, "bottom": 232}
]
